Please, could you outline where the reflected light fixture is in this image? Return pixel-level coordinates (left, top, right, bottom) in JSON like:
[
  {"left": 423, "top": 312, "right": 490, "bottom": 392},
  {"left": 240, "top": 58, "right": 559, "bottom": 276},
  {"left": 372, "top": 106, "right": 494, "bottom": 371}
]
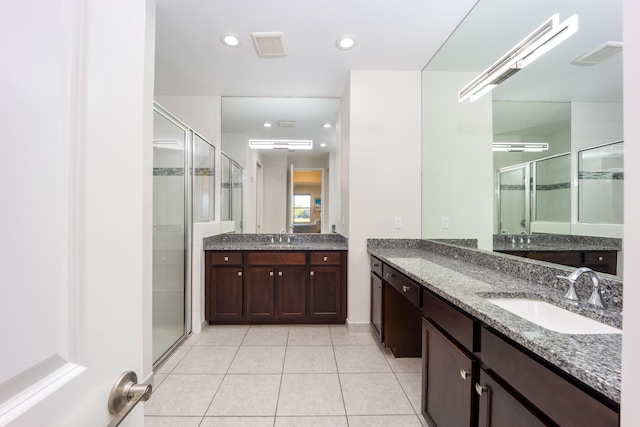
[
  {"left": 459, "top": 13, "right": 578, "bottom": 103},
  {"left": 249, "top": 139, "right": 313, "bottom": 150},
  {"left": 221, "top": 33, "right": 240, "bottom": 47},
  {"left": 320, "top": 143, "right": 327, "bottom": 147},
  {"left": 321, "top": 123, "right": 332, "bottom": 128},
  {"left": 263, "top": 122, "right": 272, "bottom": 128},
  {"left": 336, "top": 35, "right": 357, "bottom": 50},
  {"left": 492, "top": 142, "right": 549, "bottom": 152}
]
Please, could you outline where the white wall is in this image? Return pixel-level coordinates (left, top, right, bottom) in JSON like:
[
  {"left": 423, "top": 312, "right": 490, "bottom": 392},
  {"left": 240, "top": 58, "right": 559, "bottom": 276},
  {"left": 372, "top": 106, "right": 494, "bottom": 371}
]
[
  {"left": 421, "top": 71, "right": 494, "bottom": 250},
  {"left": 346, "top": 70, "right": 423, "bottom": 325},
  {"left": 621, "top": 0, "right": 640, "bottom": 424},
  {"left": 261, "top": 154, "right": 289, "bottom": 233}
]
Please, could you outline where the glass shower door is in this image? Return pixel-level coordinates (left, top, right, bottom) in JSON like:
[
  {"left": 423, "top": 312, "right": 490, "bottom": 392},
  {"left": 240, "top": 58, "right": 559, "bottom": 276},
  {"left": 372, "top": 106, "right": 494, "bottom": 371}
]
[
  {"left": 498, "top": 165, "right": 530, "bottom": 235},
  {"left": 152, "top": 109, "right": 188, "bottom": 363}
]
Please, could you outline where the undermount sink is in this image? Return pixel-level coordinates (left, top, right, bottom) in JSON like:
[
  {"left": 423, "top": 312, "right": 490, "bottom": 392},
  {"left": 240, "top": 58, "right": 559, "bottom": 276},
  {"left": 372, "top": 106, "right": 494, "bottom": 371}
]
[
  {"left": 261, "top": 243, "right": 296, "bottom": 248},
  {"left": 487, "top": 298, "right": 621, "bottom": 335}
]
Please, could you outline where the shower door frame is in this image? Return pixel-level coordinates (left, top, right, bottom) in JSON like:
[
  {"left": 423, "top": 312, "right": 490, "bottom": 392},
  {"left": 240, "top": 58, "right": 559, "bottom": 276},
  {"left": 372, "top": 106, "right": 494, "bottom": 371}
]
[{"left": 152, "top": 103, "right": 192, "bottom": 369}]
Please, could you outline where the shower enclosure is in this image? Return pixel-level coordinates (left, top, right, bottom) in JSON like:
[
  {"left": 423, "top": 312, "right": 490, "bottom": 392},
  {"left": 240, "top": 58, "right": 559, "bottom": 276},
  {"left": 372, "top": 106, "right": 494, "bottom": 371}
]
[{"left": 152, "top": 103, "right": 216, "bottom": 366}]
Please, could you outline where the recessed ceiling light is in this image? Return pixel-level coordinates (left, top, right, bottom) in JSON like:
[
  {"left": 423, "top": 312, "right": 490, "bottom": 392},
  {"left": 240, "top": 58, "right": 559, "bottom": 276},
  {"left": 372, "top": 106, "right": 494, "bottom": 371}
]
[
  {"left": 221, "top": 33, "right": 240, "bottom": 47},
  {"left": 320, "top": 143, "right": 327, "bottom": 147},
  {"left": 263, "top": 122, "right": 272, "bottom": 128},
  {"left": 321, "top": 123, "right": 332, "bottom": 128},
  {"left": 336, "top": 35, "right": 357, "bottom": 50}
]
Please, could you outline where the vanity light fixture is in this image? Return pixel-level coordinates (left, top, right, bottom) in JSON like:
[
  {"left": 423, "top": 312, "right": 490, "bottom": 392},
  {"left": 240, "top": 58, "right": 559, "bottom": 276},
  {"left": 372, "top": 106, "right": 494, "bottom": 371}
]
[
  {"left": 249, "top": 139, "right": 313, "bottom": 150},
  {"left": 221, "top": 33, "right": 241, "bottom": 47},
  {"left": 459, "top": 13, "right": 578, "bottom": 103},
  {"left": 492, "top": 142, "right": 549, "bottom": 152},
  {"left": 336, "top": 35, "right": 357, "bottom": 50},
  {"left": 321, "top": 123, "right": 332, "bottom": 128}
]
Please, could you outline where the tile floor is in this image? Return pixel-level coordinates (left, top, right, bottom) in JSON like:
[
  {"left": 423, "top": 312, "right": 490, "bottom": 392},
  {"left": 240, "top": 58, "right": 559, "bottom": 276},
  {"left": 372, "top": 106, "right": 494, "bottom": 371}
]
[{"left": 145, "top": 324, "right": 426, "bottom": 426}]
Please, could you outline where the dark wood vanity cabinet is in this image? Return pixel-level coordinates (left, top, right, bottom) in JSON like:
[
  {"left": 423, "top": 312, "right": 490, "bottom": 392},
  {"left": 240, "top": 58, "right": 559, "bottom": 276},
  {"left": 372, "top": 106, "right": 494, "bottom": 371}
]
[
  {"left": 383, "top": 264, "right": 422, "bottom": 357},
  {"left": 205, "top": 252, "right": 243, "bottom": 321},
  {"left": 370, "top": 259, "right": 620, "bottom": 427},
  {"left": 370, "top": 257, "right": 383, "bottom": 342},
  {"left": 309, "top": 252, "right": 346, "bottom": 321},
  {"left": 422, "top": 317, "right": 475, "bottom": 427},
  {"left": 498, "top": 249, "right": 617, "bottom": 275},
  {"left": 206, "top": 249, "right": 346, "bottom": 324}
]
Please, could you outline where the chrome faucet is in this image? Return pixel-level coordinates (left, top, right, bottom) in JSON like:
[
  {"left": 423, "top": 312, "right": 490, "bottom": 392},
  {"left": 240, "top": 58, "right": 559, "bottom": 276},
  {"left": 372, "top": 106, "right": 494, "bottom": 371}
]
[
  {"left": 519, "top": 231, "right": 530, "bottom": 246},
  {"left": 557, "top": 267, "right": 607, "bottom": 309}
]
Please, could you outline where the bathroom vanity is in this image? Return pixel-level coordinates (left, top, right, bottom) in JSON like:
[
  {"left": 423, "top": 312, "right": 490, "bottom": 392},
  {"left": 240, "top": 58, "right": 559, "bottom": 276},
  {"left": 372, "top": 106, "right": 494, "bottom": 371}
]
[
  {"left": 203, "top": 234, "right": 347, "bottom": 324},
  {"left": 369, "top": 239, "right": 622, "bottom": 427}
]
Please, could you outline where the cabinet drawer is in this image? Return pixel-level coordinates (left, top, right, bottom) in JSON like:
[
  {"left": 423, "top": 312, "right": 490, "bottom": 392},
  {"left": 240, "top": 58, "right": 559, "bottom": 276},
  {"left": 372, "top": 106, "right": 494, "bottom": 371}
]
[
  {"left": 481, "top": 328, "right": 618, "bottom": 427},
  {"left": 247, "top": 251, "right": 306, "bottom": 265},
  {"left": 209, "top": 251, "right": 243, "bottom": 265},
  {"left": 370, "top": 256, "right": 383, "bottom": 277},
  {"left": 423, "top": 290, "right": 475, "bottom": 351},
  {"left": 383, "top": 265, "right": 421, "bottom": 308},
  {"left": 310, "top": 252, "right": 341, "bottom": 265}
]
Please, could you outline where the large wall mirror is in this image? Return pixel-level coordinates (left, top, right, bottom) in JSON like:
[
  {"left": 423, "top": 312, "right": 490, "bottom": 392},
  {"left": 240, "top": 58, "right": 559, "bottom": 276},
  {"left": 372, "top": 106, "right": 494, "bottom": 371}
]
[
  {"left": 422, "top": 0, "right": 623, "bottom": 274},
  {"left": 221, "top": 97, "right": 340, "bottom": 234}
]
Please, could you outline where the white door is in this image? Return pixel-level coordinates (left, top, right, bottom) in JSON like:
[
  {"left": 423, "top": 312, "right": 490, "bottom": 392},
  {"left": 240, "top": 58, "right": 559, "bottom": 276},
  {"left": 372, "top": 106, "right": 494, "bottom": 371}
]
[
  {"left": 288, "top": 164, "right": 294, "bottom": 232},
  {"left": 0, "top": 1, "right": 154, "bottom": 426}
]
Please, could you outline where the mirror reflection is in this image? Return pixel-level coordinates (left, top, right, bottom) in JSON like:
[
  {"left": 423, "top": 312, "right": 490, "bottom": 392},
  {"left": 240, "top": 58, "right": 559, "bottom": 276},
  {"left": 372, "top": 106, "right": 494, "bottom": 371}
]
[{"left": 422, "top": 0, "right": 623, "bottom": 274}]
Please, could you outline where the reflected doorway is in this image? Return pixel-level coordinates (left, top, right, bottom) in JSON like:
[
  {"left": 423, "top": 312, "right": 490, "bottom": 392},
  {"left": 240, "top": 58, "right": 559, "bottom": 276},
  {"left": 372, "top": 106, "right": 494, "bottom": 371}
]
[{"left": 290, "top": 168, "right": 325, "bottom": 233}]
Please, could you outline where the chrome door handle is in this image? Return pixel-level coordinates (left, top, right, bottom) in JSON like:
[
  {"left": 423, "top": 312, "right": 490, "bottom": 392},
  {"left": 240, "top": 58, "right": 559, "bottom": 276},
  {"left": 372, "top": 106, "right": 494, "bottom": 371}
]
[{"left": 107, "top": 371, "right": 152, "bottom": 427}]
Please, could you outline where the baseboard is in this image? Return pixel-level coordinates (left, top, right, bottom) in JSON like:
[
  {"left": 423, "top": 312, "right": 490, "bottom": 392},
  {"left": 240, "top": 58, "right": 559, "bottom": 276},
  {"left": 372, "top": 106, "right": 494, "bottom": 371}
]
[{"left": 345, "top": 320, "right": 370, "bottom": 333}]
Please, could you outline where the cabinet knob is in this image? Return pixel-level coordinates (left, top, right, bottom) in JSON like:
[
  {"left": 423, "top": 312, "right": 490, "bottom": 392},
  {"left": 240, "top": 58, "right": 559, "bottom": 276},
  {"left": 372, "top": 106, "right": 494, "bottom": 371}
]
[
  {"left": 373, "top": 263, "right": 379, "bottom": 267},
  {"left": 237, "top": 271, "right": 242, "bottom": 277},
  {"left": 459, "top": 369, "right": 470, "bottom": 380},
  {"left": 270, "top": 271, "right": 274, "bottom": 276},
  {"left": 310, "top": 271, "right": 315, "bottom": 276},
  {"left": 402, "top": 285, "right": 409, "bottom": 293},
  {"left": 224, "top": 256, "right": 229, "bottom": 262},
  {"left": 324, "top": 256, "right": 328, "bottom": 262},
  {"left": 385, "top": 273, "right": 392, "bottom": 278},
  {"left": 475, "top": 383, "right": 486, "bottom": 395},
  {"left": 598, "top": 256, "right": 604, "bottom": 261}
]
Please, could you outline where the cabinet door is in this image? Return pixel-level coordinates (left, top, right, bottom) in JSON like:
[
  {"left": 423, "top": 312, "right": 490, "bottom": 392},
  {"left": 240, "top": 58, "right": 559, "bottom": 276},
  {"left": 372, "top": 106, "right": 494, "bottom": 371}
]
[
  {"left": 477, "top": 369, "right": 548, "bottom": 427},
  {"left": 207, "top": 266, "right": 243, "bottom": 321},
  {"left": 276, "top": 266, "right": 307, "bottom": 319},
  {"left": 309, "top": 266, "right": 342, "bottom": 320},
  {"left": 245, "top": 266, "right": 275, "bottom": 320},
  {"left": 370, "top": 272, "right": 383, "bottom": 342},
  {"left": 422, "top": 318, "right": 475, "bottom": 427}
]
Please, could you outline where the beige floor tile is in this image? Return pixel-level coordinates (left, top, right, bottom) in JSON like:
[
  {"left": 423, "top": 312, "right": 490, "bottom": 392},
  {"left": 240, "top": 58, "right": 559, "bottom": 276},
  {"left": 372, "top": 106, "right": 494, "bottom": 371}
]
[
  {"left": 277, "top": 373, "right": 346, "bottom": 416},
  {"left": 206, "top": 374, "right": 281, "bottom": 416},
  {"left": 242, "top": 325, "right": 290, "bottom": 345},
  {"left": 172, "top": 345, "right": 238, "bottom": 374},
  {"left": 340, "top": 373, "right": 414, "bottom": 415},
  {"left": 144, "top": 416, "right": 202, "bottom": 427},
  {"left": 228, "top": 345, "right": 286, "bottom": 373},
  {"left": 330, "top": 329, "right": 377, "bottom": 346},
  {"left": 347, "top": 415, "right": 424, "bottom": 426},
  {"left": 199, "top": 416, "right": 275, "bottom": 426},
  {"left": 155, "top": 345, "right": 190, "bottom": 374},
  {"left": 385, "top": 350, "right": 422, "bottom": 373},
  {"left": 144, "top": 374, "right": 223, "bottom": 416},
  {"left": 287, "top": 325, "right": 332, "bottom": 345},
  {"left": 275, "top": 416, "right": 349, "bottom": 426},
  {"left": 283, "top": 346, "right": 337, "bottom": 373},
  {"left": 396, "top": 372, "right": 423, "bottom": 414},
  {"left": 334, "top": 345, "right": 391, "bottom": 373},
  {"left": 197, "top": 325, "right": 249, "bottom": 346}
]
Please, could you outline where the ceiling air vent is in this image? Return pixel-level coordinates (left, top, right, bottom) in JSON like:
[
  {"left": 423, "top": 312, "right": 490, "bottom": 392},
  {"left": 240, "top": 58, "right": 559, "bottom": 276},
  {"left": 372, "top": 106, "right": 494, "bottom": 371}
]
[
  {"left": 278, "top": 121, "right": 296, "bottom": 128},
  {"left": 572, "top": 41, "right": 622, "bottom": 66},
  {"left": 251, "top": 32, "right": 287, "bottom": 58}
]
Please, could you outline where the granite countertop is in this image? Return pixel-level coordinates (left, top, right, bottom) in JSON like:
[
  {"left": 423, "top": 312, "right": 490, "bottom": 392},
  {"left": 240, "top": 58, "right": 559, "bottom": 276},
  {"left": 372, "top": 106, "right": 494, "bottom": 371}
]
[
  {"left": 493, "top": 234, "right": 622, "bottom": 252},
  {"left": 203, "top": 233, "right": 348, "bottom": 251},
  {"left": 368, "top": 239, "right": 622, "bottom": 404}
]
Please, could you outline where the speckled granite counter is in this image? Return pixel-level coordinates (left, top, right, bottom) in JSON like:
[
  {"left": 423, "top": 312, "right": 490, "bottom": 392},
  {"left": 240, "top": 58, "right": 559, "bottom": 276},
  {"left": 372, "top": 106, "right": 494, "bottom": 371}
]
[
  {"left": 204, "top": 233, "right": 347, "bottom": 251},
  {"left": 368, "top": 239, "right": 623, "bottom": 404},
  {"left": 493, "top": 233, "right": 622, "bottom": 252}
]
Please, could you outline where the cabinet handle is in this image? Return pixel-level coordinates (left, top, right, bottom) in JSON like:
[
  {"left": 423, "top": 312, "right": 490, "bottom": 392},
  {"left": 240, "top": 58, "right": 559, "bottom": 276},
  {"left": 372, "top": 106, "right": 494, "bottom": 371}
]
[
  {"left": 237, "top": 271, "right": 242, "bottom": 277},
  {"left": 598, "top": 256, "right": 604, "bottom": 261},
  {"left": 373, "top": 263, "right": 379, "bottom": 267},
  {"left": 460, "top": 369, "right": 470, "bottom": 380},
  {"left": 402, "top": 285, "right": 409, "bottom": 293},
  {"left": 270, "top": 271, "right": 274, "bottom": 276},
  {"left": 310, "top": 271, "right": 315, "bottom": 276},
  {"left": 385, "top": 273, "right": 393, "bottom": 278},
  {"left": 475, "top": 383, "right": 486, "bottom": 395},
  {"left": 323, "top": 256, "right": 328, "bottom": 262},
  {"left": 278, "top": 271, "right": 283, "bottom": 276},
  {"left": 224, "top": 256, "right": 229, "bottom": 262}
]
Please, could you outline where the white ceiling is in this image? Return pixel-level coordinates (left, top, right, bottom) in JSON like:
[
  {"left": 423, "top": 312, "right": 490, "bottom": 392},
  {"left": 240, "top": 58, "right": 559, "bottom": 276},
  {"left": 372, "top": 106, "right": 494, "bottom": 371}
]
[{"left": 154, "top": 0, "right": 623, "bottom": 156}]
